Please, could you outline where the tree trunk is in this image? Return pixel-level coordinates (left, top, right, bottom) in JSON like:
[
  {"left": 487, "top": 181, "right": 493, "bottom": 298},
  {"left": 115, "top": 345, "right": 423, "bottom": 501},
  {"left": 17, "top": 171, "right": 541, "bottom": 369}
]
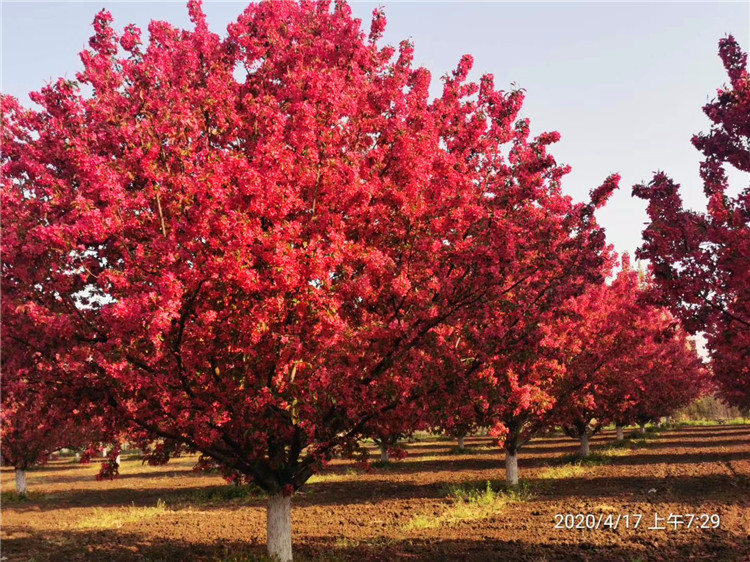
[
  {"left": 15, "top": 469, "right": 27, "bottom": 496},
  {"left": 75, "top": 452, "right": 81, "bottom": 461},
  {"left": 505, "top": 450, "right": 518, "bottom": 487},
  {"left": 457, "top": 436, "right": 465, "bottom": 450},
  {"left": 616, "top": 425, "right": 624, "bottom": 442},
  {"left": 639, "top": 423, "right": 646, "bottom": 435},
  {"left": 579, "top": 433, "right": 590, "bottom": 457},
  {"left": 267, "top": 493, "right": 292, "bottom": 562},
  {"left": 115, "top": 454, "right": 121, "bottom": 466},
  {"left": 379, "top": 443, "right": 388, "bottom": 463},
  {"left": 102, "top": 447, "right": 108, "bottom": 457}
]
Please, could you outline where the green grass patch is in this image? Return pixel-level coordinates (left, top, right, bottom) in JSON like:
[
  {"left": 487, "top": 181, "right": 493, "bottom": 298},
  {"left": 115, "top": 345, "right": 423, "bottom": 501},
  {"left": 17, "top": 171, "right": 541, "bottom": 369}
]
[
  {"left": 76, "top": 499, "right": 168, "bottom": 530},
  {"left": 644, "top": 425, "right": 665, "bottom": 434},
  {"left": 560, "top": 446, "right": 629, "bottom": 467},
  {"left": 537, "top": 464, "right": 586, "bottom": 479},
  {"left": 410, "top": 431, "right": 448, "bottom": 442},
  {"left": 308, "top": 467, "right": 358, "bottom": 483},
  {"left": 676, "top": 418, "right": 749, "bottom": 427},
  {"left": 627, "top": 437, "right": 651, "bottom": 449},
  {"left": 1, "top": 490, "right": 55, "bottom": 504},
  {"left": 403, "top": 481, "right": 531, "bottom": 531}
]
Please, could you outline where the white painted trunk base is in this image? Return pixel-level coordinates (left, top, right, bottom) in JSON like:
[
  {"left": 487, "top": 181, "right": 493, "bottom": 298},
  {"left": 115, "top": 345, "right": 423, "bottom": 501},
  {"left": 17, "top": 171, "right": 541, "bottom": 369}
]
[
  {"left": 115, "top": 454, "right": 121, "bottom": 465},
  {"left": 379, "top": 443, "right": 388, "bottom": 463},
  {"left": 457, "top": 436, "right": 465, "bottom": 450},
  {"left": 16, "top": 469, "right": 27, "bottom": 495},
  {"left": 616, "top": 426, "right": 624, "bottom": 441},
  {"left": 579, "top": 434, "right": 590, "bottom": 457},
  {"left": 639, "top": 423, "right": 646, "bottom": 435},
  {"left": 267, "top": 493, "right": 292, "bottom": 562},
  {"left": 505, "top": 451, "right": 518, "bottom": 486}
]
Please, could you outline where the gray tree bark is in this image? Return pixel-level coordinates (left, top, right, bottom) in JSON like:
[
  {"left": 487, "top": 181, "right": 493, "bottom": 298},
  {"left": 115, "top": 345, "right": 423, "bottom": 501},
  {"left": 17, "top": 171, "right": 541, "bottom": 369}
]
[
  {"left": 379, "top": 443, "right": 388, "bottom": 463},
  {"left": 579, "top": 433, "right": 590, "bottom": 457},
  {"left": 505, "top": 451, "right": 518, "bottom": 487},
  {"left": 616, "top": 425, "right": 624, "bottom": 441},
  {"left": 15, "top": 469, "right": 27, "bottom": 496}
]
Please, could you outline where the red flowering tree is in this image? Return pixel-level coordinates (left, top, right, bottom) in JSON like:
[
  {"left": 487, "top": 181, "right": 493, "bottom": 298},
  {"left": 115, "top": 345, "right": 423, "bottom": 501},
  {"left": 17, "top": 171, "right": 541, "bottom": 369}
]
[
  {"left": 362, "top": 412, "right": 420, "bottom": 463},
  {"left": 475, "top": 171, "right": 618, "bottom": 485},
  {"left": 436, "top": 392, "right": 483, "bottom": 451},
  {"left": 0, "top": 386, "right": 79, "bottom": 495},
  {"left": 422, "top": 325, "right": 485, "bottom": 450},
  {"left": 0, "top": 1, "right": 613, "bottom": 557},
  {"left": 615, "top": 327, "right": 709, "bottom": 434},
  {"left": 0, "top": 354, "right": 117, "bottom": 493},
  {"left": 549, "top": 260, "right": 645, "bottom": 456},
  {"left": 0, "top": 265, "right": 119, "bottom": 492},
  {"left": 552, "top": 260, "right": 709, "bottom": 454},
  {"left": 431, "top": 172, "right": 619, "bottom": 485},
  {"left": 0, "top": 390, "right": 119, "bottom": 494},
  {"left": 633, "top": 36, "right": 750, "bottom": 411}
]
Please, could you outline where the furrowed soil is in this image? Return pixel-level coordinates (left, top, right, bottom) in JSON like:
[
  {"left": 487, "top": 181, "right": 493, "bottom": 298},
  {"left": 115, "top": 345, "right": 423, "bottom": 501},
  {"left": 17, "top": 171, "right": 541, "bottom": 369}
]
[{"left": 2, "top": 425, "right": 749, "bottom": 561}]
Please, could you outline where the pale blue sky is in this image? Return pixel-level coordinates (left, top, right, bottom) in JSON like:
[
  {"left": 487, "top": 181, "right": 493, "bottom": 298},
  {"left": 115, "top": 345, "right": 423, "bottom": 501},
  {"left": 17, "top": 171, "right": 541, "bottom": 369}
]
[{"left": 2, "top": 1, "right": 748, "bottom": 258}]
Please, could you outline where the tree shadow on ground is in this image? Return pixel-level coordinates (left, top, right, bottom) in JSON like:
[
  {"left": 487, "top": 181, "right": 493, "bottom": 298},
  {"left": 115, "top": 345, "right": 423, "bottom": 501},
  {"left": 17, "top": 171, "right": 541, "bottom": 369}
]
[
  {"left": 2, "top": 526, "right": 748, "bottom": 562},
  {"left": 663, "top": 428, "right": 750, "bottom": 441},
  {"left": 646, "top": 438, "right": 750, "bottom": 449},
  {"left": 583, "top": 450, "right": 749, "bottom": 468},
  {"left": 114, "top": 468, "right": 212, "bottom": 480},
  {"left": 5, "top": 465, "right": 746, "bottom": 513},
  {"left": 359, "top": 446, "right": 750, "bottom": 478},
  {"left": 2, "top": 483, "right": 267, "bottom": 513},
  {"left": 525, "top": 472, "right": 748, "bottom": 505}
]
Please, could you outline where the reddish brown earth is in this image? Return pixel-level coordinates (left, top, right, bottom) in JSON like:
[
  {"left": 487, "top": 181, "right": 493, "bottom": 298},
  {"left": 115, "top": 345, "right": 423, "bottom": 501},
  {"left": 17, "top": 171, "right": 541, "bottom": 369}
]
[{"left": 1, "top": 424, "right": 749, "bottom": 561}]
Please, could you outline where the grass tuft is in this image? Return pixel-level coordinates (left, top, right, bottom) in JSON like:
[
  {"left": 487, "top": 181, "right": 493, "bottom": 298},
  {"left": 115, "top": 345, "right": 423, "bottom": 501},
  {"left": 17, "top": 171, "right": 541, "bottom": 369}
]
[
  {"left": 560, "top": 446, "right": 629, "bottom": 467},
  {"left": 2, "top": 491, "right": 30, "bottom": 504},
  {"left": 0, "top": 490, "right": 55, "bottom": 504},
  {"left": 75, "top": 499, "right": 168, "bottom": 530},
  {"left": 537, "top": 464, "right": 586, "bottom": 479},
  {"left": 403, "top": 480, "right": 531, "bottom": 531},
  {"left": 308, "top": 468, "right": 358, "bottom": 483},
  {"left": 627, "top": 438, "right": 651, "bottom": 449}
]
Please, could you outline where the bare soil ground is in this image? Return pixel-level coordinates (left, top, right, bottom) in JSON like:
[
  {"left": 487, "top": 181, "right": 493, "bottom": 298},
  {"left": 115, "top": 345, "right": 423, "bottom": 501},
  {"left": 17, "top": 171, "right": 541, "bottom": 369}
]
[{"left": 2, "top": 424, "right": 749, "bottom": 561}]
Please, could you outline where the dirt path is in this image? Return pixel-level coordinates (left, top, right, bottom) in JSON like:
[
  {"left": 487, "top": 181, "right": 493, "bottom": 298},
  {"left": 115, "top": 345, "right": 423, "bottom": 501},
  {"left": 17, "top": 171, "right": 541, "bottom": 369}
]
[{"left": 2, "top": 424, "right": 748, "bottom": 561}]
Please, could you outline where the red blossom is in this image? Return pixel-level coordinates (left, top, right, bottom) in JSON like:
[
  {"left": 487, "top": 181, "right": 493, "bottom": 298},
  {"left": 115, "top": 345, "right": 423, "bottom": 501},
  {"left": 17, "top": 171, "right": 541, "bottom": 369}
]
[{"left": 634, "top": 36, "right": 750, "bottom": 410}]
